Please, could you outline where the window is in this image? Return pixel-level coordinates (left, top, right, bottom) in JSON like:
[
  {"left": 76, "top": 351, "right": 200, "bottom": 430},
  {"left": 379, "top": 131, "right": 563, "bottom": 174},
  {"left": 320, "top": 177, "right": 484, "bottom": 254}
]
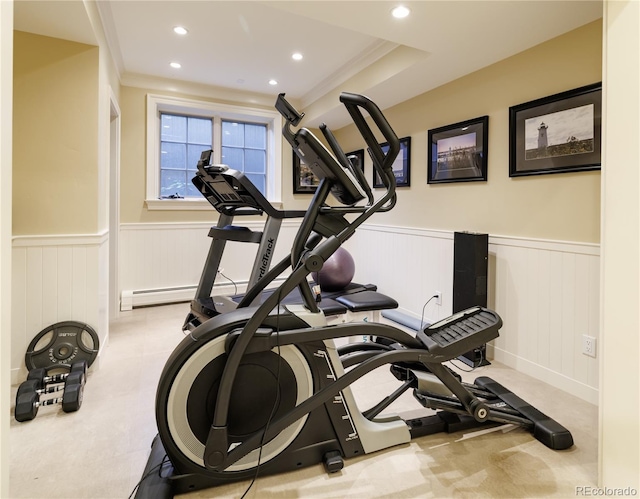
[
  {"left": 160, "top": 114, "right": 212, "bottom": 199},
  {"left": 146, "top": 94, "right": 282, "bottom": 210},
  {"left": 221, "top": 121, "right": 268, "bottom": 195}
]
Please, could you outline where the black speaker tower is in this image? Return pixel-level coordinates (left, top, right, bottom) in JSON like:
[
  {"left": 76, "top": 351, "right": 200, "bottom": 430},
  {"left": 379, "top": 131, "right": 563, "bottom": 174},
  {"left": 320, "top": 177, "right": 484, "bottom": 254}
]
[{"left": 453, "top": 231, "right": 490, "bottom": 367}]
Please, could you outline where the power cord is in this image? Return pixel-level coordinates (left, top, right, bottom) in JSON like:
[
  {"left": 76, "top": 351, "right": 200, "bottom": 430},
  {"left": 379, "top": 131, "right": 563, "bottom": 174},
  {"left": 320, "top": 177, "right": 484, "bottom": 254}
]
[
  {"left": 447, "top": 347, "right": 485, "bottom": 373},
  {"left": 419, "top": 294, "right": 439, "bottom": 331},
  {"left": 218, "top": 270, "right": 238, "bottom": 296},
  {"left": 240, "top": 286, "right": 284, "bottom": 499},
  {"left": 127, "top": 453, "right": 171, "bottom": 499}
]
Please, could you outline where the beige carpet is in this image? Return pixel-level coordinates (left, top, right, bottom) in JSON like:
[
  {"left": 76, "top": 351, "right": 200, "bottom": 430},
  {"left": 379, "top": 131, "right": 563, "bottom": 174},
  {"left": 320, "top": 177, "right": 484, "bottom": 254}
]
[{"left": 9, "top": 303, "right": 597, "bottom": 498}]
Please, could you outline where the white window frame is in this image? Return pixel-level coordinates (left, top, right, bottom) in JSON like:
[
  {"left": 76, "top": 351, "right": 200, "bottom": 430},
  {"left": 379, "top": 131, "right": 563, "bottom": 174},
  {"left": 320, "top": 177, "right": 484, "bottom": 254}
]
[{"left": 146, "top": 94, "right": 282, "bottom": 210}]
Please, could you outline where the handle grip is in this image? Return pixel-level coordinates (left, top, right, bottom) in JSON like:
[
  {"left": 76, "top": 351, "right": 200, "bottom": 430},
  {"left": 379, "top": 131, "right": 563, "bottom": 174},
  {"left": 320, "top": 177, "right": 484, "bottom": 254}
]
[{"left": 339, "top": 92, "right": 400, "bottom": 175}]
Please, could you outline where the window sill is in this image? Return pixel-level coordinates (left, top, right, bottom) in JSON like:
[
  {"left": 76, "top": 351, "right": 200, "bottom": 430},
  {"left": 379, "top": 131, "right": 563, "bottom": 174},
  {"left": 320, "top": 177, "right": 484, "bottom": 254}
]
[
  {"left": 145, "top": 198, "right": 284, "bottom": 211},
  {"left": 145, "top": 199, "right": 212, "bottom": 211}
]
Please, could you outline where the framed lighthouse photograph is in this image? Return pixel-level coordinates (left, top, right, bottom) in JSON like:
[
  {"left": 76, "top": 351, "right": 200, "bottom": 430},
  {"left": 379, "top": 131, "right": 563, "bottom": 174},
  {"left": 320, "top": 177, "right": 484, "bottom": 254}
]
[{"left": 509, "top": 83, "right": 602, "bottom": 177}]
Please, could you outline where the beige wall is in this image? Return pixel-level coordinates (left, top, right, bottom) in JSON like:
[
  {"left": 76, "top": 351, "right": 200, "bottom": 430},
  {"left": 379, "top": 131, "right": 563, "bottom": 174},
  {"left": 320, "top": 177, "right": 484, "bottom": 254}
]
[
  {"left": 335, "top": 21, "right": 602, "bottom": 243},
  {"left": 120, "top": 21, "right": 601, "bottom": 237},
  {"left": 12, "top": 31, "right": 99, "bottom": 236}
]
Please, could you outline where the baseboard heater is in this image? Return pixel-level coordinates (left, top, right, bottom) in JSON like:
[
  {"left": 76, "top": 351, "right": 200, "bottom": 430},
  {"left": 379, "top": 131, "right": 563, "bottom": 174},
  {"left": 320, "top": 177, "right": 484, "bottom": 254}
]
[
  {"left": 121, "top": 285, "right": 199, "bottom": 311},
  {"left": 120, "top": 279, "right": 286, "bottom": 311}
]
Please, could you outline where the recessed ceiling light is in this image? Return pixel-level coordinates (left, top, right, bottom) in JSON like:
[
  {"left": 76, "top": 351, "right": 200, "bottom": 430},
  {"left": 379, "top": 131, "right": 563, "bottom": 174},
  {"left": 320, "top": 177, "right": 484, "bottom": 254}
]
[
  {"left": 173, "top": 26, "right": 188, "bottom": 35},
  {"left": 268, "top": 79, "right": 278, "bottom": 86},
  {"left": 391, "top": 5, "right": 410, "bottom": 19},
  {"left": 170, "top": 62, "right": 181, "bottom": 69},
  {"left": 292, "top": 52, "right": 303, "bottom": 61}
]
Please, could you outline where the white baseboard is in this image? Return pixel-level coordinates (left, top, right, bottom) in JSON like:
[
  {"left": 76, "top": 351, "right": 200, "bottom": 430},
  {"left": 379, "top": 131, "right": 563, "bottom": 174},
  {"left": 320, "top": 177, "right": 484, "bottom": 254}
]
[{"left": 490, "top": 346, "right": 598, "bottom": 405}]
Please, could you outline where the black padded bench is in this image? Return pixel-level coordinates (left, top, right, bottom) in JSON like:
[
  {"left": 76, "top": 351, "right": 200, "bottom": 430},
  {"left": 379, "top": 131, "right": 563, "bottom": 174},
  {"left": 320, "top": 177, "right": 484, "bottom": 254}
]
[{"left": 232, "top": 282, "right": 398, "bottom": 321}]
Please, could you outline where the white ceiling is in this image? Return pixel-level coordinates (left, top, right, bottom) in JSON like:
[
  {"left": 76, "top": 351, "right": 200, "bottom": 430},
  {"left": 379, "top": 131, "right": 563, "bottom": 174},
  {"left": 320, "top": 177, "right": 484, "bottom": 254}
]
[{"left": 14, "top": 0, "right": 602, "bottom": 127}]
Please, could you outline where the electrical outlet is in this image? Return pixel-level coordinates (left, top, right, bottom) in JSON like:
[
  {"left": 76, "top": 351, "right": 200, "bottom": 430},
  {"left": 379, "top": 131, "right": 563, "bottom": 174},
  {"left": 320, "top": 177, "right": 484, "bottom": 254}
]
[
  {"left": 434, "top": 291, "right": 442, "bottom": 306},
  {"left": 582, "top": 335, "right": 597, "bottom": 358}
]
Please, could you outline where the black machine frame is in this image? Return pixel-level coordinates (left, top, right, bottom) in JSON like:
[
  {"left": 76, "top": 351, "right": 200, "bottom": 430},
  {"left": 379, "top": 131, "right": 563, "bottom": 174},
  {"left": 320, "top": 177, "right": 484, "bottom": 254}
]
[
  {"left": 135, "top": 92, "right": 574, "bottom": 499},
  {"left": 184, "top": 153, "right": 308, "bottom": 330},
  {"left": 184, "top": 148, "right": 399, "bottom": 332}
]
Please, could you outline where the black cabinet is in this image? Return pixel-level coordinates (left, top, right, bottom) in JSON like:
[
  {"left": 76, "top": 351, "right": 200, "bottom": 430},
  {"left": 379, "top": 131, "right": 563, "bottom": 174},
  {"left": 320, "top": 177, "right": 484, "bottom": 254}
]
[{"left": 453, "top": 232, "right": 489, "bottom": 366}]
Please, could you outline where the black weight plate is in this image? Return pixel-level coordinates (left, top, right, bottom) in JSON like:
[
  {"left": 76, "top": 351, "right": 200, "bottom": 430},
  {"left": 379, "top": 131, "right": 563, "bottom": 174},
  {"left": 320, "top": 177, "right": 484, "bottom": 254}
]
[{"left": 25, "top": 321, "right": 99, "bottom": 370}]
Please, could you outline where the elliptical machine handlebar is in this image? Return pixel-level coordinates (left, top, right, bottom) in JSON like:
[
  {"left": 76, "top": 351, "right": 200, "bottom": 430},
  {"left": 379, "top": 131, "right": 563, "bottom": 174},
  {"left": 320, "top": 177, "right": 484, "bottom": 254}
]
[
  {"left": 339, "top": 92, "right": 400, "bottom": 189},
  {"left": 276, "top": 92, "right": 398, "bottom": 210}
]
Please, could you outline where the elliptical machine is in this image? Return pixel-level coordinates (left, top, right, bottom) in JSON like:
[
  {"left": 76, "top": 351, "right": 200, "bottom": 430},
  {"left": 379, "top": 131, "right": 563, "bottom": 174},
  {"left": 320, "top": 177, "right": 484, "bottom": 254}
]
[{"left": 136, "top": 92, "right": 573, "bottom": 498}]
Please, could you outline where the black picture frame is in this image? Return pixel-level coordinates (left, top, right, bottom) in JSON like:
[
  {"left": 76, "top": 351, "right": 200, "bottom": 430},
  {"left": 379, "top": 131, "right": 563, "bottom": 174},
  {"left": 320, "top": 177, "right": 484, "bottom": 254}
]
[
  {"left": 427, "top": 116, "right": 489, "bottom": 184},
  {"left": 293, "top": 149, "right": 365, "bottom": 194},
  {"left": 373, "top": 137, "right": 411, "bottom": 188},
  {"left": 292, "top": 151, "right": 319, "bottom": 194},
  {"left": 345, "top": 149, "right": 365, "bottom": 174},
  {"left": 509, "top": 82, "right": 602, "bottom": 177}
]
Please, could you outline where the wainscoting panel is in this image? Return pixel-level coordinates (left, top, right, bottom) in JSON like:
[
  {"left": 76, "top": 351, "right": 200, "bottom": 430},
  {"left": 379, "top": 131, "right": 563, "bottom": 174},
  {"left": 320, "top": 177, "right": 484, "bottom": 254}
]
[
  {"left": 115, "top": 220, "right": 600, "bottom": 404},
  {"left": 489, "top": 236, "right": 600, "bottom": 403},
  {"left": 347, "top": 225, "right": 600, "bottom": 404},
  {"left": 119, "top": 221, "right": 299, "bottom": 308},
  {"left": 345, "top": 225, "right": 454, "bottom": 326},
  {"left": 11, "top": 233, "right": 108, "bottom": 383}
]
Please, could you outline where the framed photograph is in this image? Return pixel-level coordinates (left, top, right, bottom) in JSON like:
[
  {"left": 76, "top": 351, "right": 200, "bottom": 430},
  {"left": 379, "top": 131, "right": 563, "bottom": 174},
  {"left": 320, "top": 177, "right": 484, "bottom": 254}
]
[
  {"left": 293, "top": 149, "right": 366, "bottom": 194},
  {"left": 509, "top": 82, "right": 602, "bottom": 177},
  {"left": 293, "top": 151, "right": 319, "bottom": 194},
  {"left": 373, "top": 137, "right": 411, "bottom": 188},
  {"left": 345, "top": 149, "right": 365, "bottom": 174},
  {"left": 427, "top": 116, "right": 488, "bottom": 184}
]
